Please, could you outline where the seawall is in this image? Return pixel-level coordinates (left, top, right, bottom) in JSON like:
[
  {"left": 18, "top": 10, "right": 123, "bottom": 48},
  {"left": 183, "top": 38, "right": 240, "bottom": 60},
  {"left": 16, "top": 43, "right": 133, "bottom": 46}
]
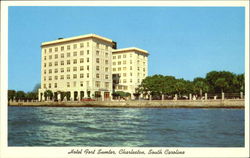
[{"left": 8, "top": 99, "right": 245, "bottom": 108}]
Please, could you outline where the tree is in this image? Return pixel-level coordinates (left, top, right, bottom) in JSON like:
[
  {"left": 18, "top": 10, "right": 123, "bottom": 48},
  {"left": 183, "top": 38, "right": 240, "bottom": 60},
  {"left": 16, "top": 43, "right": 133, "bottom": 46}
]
[
  {"left": 8, "top": 90, "right": 16, "bottom": 101},
  {"left": 15, "top": 91, "right": 26, "bottom": 101},
  {"left": 44, "top": 90, "right": 53, "bottom": 100},
  {"left": 193, "top": 77, "right": 209, "bottom": 96}
]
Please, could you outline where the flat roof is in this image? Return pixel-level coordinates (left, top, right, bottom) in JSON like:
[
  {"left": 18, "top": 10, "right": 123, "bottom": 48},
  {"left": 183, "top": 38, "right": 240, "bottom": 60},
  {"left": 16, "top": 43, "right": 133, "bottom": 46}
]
[
  {"left": 41, "top": 34, "right": 114, "bottom": 47},
  {"left": 112, "top": 47, "right": 149, "bottom": 55}
]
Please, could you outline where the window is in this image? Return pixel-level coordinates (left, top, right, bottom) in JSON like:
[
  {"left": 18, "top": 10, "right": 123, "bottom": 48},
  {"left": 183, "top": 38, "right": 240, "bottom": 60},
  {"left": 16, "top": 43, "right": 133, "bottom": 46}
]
[
  {"left": 105, "top": 53, "right": 108, "bottom": 57},
  {"left": 143, "top": 68, "right": 145, "bottom": 72},
  {"left": 44, "top": 56, "right": 46, "bottom": 60},
  {"left": 105, "top": 67, "right": 108, "bottom": 72},
  {"left": 49, "top": 76, "right": 52, "bottom": 80},
  {"left": 130, "top": 73, "right": 133, "bottom": 76},
  {"left": 105, "top": 82, "right": 109, "bottom": 89},
  {"left": 61, "top": 61, "right": 64, "bottom": 65},
  {"left": 113, "top": 56, "right": 116, "bottom": 59},
  {"left": 95, "top": 81, "right": 100, "bottom": 88},
  {"left": 113, "top": 68, "right": 116, "bottom": 71},
  {"left": 55, "top": 62, "right": 58, "bottom": 66},
  {"left": 123, "top": 54, "right": 126, "bottom": 58},
  {"left": 138, "top": 67, "right": 140, "bottom": 71},
  {"left": 73, "top": 51, "right": 77, "bottom": 56},
  {"left": 61, "top": 46, "right": 64, "bottom": 51},
  {"left": 96, "top": 43, "right": 100, "bottom": 48},
  {"left": 73, "top": 67, "right": 77, "bottom": 71},
  {"left": 130, "top": 79, "right": 132, "bottom": 83},
  {"left": 73, "top": 44, "right": 77, "bottom": 49},
  {"left": 118, "top": 67, "right": 121, "bottom": 71},
  {"left": 67, "top": 67, "right": 70, "bottom": 72},
  {"left": 87, "top": 42, "right": 89, "bottom": 47},
  {"left": 67, "top": 60, "right": 70, "bottom": 65},
  {"left": 118, "top": 55, "right": 121, "bottom": 59},
  {"left": 44, "top": 49, "right": 47, "bottom": 54},
  {"left": 130, "top": 66, "right": 132, "bottom": 70},
  {"left": 73, "top": 74, "right": 77, "bottom": 79},
  {"left": 80, "top": 58, "right": 84, "bottom": 63},
  {"left": 96, "top": 66, "right": 99, "bottom": 71},
  {"left": 118, "top": 61, "right": 121, "bottom": 65},
  {"left": 80, "top": 81, "right": 83, "bottom": 87},
  {"left": 55, "top": 47, "right": 58, "bottom": 52},
  {"left": 49, "top": 83, "right": 51, "bottom": 88},
  {"left": 123, "top": 60, "right": 126, "bottom": 64},
  {"left": 96, "top": 51, "right": 99, "bottom": 56},
  {"left": 80, "top": 74, "right": 84, "bottom": 78},
  {"left": 67, "top": 82, "right": 70, "bottom": 87},
  {"left": 123, "top": 79, "right": 127, "bottom": 83},
  {"left": 138, "top": 79, "right": 140, "bottom": 83},
  {"left": 130, "top": 53, "right": 132, "bottom": 57},
  {"left": 44, "top": 70, "right": 46, "bottom": 74},
  {"left": 61, "top": 68, "right": 64, "bottom": 73},
  {"left": 80, "top": 43, "right": 84, "bottom": 48},
  {"left": 73, "top": 59, "right": 77, "bottom": 64},
  {"left": 96, "top": 58, "right": 100, "bottom": 63},
  {"left": 61, "top": 53, "right": 64, "bottom": 58},
  {"left": 49, "top": 62, "right": 52, "bottom": 66},
  {"left": 49, "top": 48, "right": 52, "bottom": 53},
  {"left": 87, "top": 65, "right": 89, "bottom": 71},
  {"left": 105, "top": 75, "right": 109, "bottom": 79},
  {"left": 67, "top": 74, "right": 70, "bottom": 79},
  {"left": 87, "top": 73, "right": 89, "bottom": 78},
  {"left": 54, "top": 69, "right": 58, "bottom": 73},
  {"left": 87, "top": 58, "right": 89, "bottom": 62},
  {"left": 49, "top": 55, "right": 52, "bottom": 59},
  {"left": 105, "top": 45, "right": 108, "bottom": 50},
  {"left": 55, "top": 76, "right": 58, "bottom": 80},
  {"left": 124, "top": 86, "right": 128, "bottom": 90},
  {"left": 73, "top": 81, "right": 76, "bottom": 87},
  {"left": 123, "top": 67, "right": 127, "bottom": 70},
  {"left": 105, "top": 60, "right": 108, "bottom": 65},
  {"left": 44, "top": 63, "right": 46, "bottom": 67},
  {"left": 44, "top": 76, "right": 46, "bottom": 81},
  {"left": 80, "top": 66, "right": 84, "bottom": 71},
  {"left": 67, "top": 52, "right": 70, "bottom": 57},
  {"left": 123, "top": 73, "right": 126, "bottom": 77},
  {"left": 130, "top": 60, "right": 132, "bottom": 64},
  {"left": 80, "top": 51, "right": 84, "bottom": 55},
  {"left": 54, "top": 83, "right": 57, "bottom": 88},
  {"left": 49, "top": 69, "right": 52, "bottom": 74},
  {"left": 67, "top": 45, "right": 70, "bottom": 50},
  {"left": 87, "top": 50, "right": 90, "bottom": 55},
  {"left": 60, "top": 75, "right": 64, "bottom": 79},
  {"left": 96, "top": 73, "right": 100, "bottom": 78},
  {"left": 43, "top": 84, "right": 46, "bottom": 88},
  {"left": 113, "top": 62, "right": 116, "bottom": 65}
]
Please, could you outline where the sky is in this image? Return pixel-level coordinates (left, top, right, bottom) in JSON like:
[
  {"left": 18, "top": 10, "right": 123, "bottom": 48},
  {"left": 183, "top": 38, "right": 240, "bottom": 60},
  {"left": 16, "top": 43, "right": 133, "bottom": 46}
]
[{"left": 8, "top": 6, "right": 245, "bottom": 92}]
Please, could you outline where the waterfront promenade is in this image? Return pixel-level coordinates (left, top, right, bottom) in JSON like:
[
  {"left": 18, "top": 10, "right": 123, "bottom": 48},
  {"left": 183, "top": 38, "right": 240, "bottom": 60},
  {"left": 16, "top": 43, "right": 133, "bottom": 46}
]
[{"left": 8, "top": 99, "right": 244, "bottom": 108}]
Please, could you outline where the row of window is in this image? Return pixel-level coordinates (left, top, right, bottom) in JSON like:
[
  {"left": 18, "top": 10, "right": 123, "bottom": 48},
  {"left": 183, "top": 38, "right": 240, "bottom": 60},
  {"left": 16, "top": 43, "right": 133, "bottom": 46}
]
[
  {"left": 43, "top": 50, "right": 110, "bottom": 60},
  {"left": 44, "top": 73, "right": 109, "bottom": 81},
  {"left": 112, "top": 67, "right": 146, "bottom": 72},
  {"left": 112, "top": 53, "right": 147, "bottom": 60},
  {"left": 43, "top": 58, "right": 109, "bottom": 67},
  {"left": 43, "top": 66, "right": 109, "bottom": 74},
  {"left": 112, "top": 60, "right": 146, "bottom": 66},
  {"left": 44, "top": 42, "right": 110, "bottom": 54},
  {"left": 43, "top": 81, "right": 110, "bottom": 89}
]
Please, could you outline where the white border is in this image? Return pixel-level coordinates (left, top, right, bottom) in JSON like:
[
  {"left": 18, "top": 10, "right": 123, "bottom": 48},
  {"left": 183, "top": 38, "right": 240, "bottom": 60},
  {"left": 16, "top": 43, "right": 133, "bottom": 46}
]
[{"left": 1, "top": 1, "right": 249, "bottom": 158}]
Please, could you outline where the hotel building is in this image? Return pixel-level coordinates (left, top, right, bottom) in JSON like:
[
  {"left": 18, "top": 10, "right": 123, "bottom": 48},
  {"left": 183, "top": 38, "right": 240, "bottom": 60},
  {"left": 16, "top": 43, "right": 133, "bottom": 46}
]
[
  {"left": 38, "top": 34, "right": 116, "bottom": 101},
  {"left": 38, "top": 34, "right": 149, "bottom": 101},
  {"left": 112, "top": 48, "right": 149, "bottom": 98}
]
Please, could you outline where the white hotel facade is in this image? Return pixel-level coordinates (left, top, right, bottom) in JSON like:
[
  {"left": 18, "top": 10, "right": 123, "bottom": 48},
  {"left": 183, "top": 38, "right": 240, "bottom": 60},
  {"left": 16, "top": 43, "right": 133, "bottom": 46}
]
[{"left": 38, "top": 34, "right": 149, "bottom": 101}]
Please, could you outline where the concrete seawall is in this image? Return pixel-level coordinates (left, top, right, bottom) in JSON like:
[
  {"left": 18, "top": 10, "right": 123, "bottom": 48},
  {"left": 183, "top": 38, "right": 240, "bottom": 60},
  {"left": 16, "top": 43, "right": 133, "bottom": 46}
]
[{"left": 8, "top": 99, "right": 245, "bottom": 108}]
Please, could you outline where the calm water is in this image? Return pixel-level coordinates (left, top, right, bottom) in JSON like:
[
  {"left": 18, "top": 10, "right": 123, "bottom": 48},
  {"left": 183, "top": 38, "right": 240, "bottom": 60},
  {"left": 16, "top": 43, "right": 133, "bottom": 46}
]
[{"left": 8, "top": 106, "right": 244, "bottom": 147}]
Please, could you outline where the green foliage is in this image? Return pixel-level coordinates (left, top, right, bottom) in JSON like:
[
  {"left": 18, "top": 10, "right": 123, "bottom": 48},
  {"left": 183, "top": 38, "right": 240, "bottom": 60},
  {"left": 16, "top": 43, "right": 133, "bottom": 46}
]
[
  {"left": 15, "top": 91, "right": 26, "bottom": 101},
  {"left": 112, "top": 91, "right": 131, "bottom": 99},
  {"left": 139, "top": 71, "right": 244, "bottom": 98},
  {"left": 8, "top": 90, "right": 16, "bottom": 101},
  {"left": 44, "top": 90, "right": 53, "bottom": 100}
]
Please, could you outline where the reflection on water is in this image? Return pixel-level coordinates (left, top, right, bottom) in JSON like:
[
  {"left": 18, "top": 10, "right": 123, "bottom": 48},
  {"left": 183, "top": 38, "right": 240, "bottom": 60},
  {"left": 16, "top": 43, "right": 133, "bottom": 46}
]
[{"left": 8, "top": 107, "right": 244, "bottom": 147}]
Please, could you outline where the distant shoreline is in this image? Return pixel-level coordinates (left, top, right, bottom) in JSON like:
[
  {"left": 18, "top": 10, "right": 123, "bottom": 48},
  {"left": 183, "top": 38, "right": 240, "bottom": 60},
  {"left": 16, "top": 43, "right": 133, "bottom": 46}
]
[{"left": 8, "top": 99, "right": 244, "bottom": 109}]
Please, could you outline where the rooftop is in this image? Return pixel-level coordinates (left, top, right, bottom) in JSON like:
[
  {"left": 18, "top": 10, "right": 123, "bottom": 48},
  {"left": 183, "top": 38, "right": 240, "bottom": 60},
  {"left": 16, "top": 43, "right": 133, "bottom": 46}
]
[
  {"left": 112, "top": 47, "right": 149, "bottom": 55},
  {"left": 41, "top": 34, "right": 114, "bottom": 47}
]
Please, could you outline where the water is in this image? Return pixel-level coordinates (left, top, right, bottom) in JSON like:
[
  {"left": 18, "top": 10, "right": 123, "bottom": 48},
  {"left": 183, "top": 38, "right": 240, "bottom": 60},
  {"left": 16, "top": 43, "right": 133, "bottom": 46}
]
[{"left": 8, "top": 106, "right": 244, "bottom": 147}]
